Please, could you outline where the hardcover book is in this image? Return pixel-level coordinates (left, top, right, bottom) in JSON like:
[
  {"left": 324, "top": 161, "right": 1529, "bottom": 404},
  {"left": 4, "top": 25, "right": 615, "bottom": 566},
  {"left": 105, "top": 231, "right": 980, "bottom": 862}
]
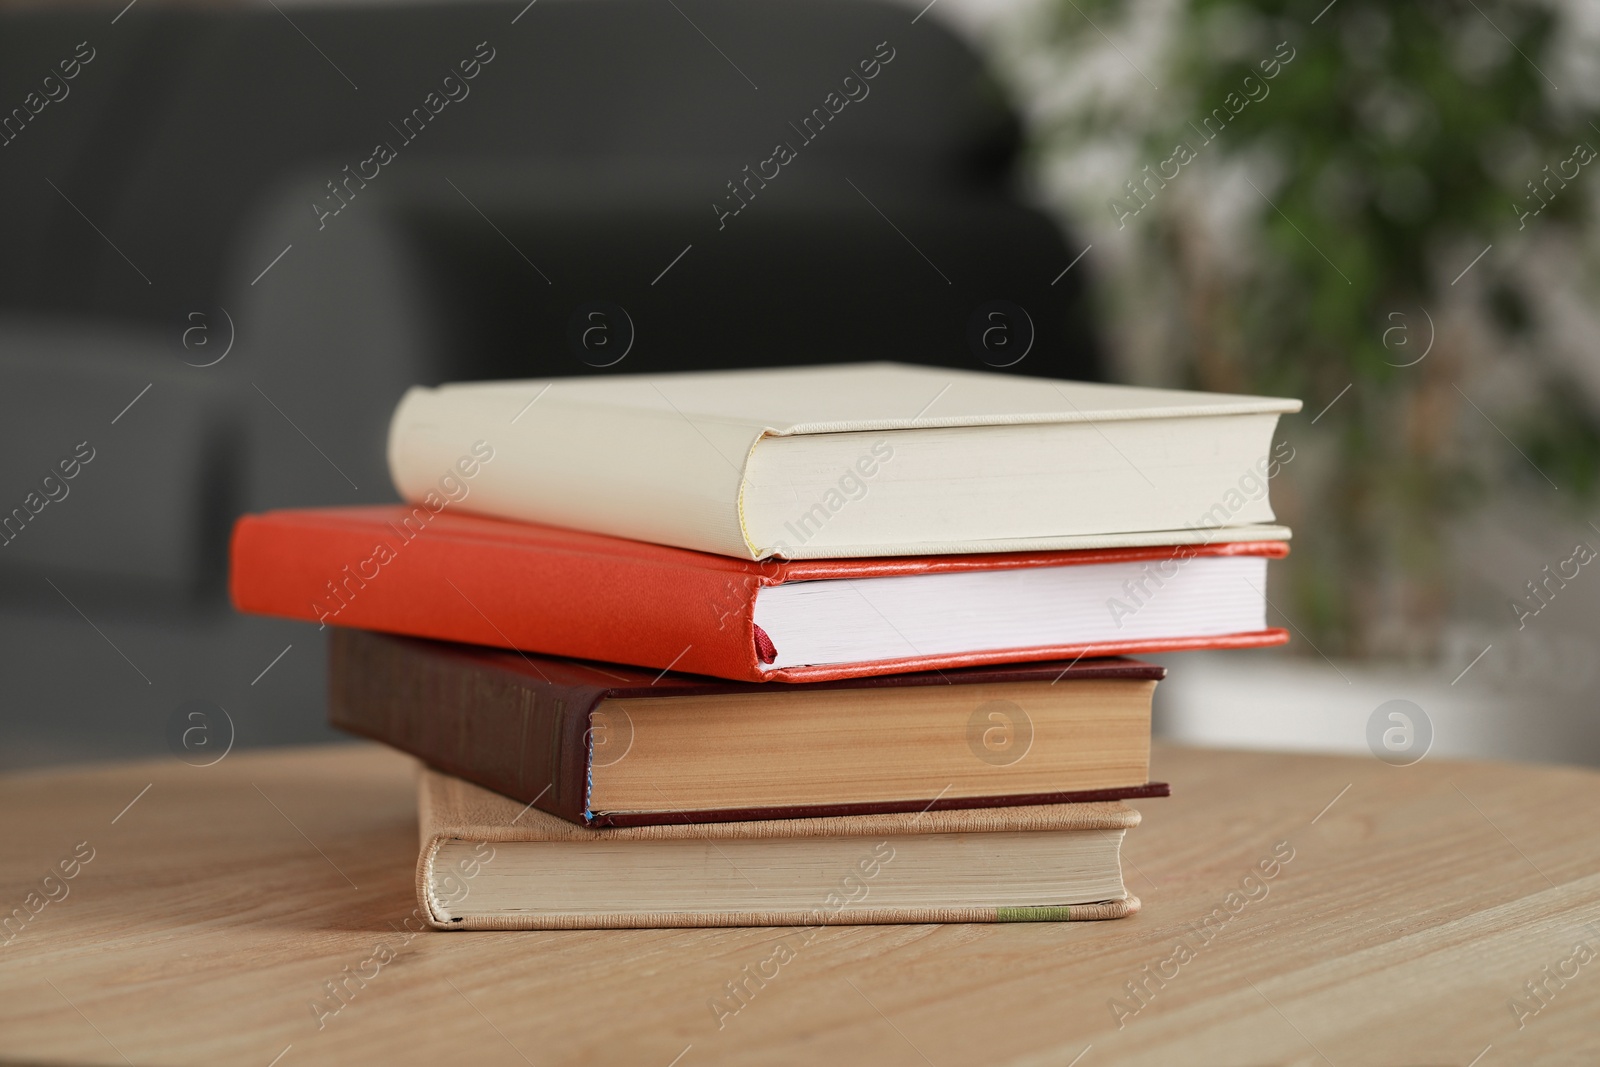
[
  {"left": 388, "top": 362, "right": 1300, "bottom": 560},
  {"left": 417, "top": 766, "right": 1142, "bottom": 929},
  {"left": 233, "top": 506, "right": 1289, "bottom": 683},
  {"left": 330, "top": 629, "right": 1169, "bottom": 827}
]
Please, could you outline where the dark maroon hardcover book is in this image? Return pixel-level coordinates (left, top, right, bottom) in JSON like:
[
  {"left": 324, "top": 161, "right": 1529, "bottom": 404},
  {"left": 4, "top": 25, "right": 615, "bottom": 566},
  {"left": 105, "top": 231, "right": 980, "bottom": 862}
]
[{"left": 329, "top": 629, "right": 1169, "bottom": 827}]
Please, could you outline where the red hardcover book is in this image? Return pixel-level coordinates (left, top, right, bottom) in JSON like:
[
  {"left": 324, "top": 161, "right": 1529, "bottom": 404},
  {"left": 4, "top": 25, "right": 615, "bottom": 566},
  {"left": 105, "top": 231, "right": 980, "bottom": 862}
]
[
  {"left": 331, "top": 629, "right": 1171, "bottom": 827},
  {"left": 231, "top": 505, "right": 1288, "bottom": 683}
]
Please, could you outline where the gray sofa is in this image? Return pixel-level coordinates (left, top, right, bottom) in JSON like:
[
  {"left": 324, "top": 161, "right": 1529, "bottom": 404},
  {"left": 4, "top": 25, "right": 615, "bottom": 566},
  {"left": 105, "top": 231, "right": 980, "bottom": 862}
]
[{"left": 0, "top": 0, "right": 1098, "bottom": 767}]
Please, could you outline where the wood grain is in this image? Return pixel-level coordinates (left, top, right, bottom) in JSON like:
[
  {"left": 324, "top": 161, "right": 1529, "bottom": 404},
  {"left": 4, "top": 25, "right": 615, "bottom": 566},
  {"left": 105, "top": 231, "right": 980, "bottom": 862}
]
[{"left": 1, "top": 741, "right": 1596, "bottom": 1065}]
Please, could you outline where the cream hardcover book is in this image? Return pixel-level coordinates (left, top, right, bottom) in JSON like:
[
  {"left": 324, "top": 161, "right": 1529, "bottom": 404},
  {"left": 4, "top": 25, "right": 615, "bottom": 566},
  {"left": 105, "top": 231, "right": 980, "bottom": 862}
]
[
  {"left": 388, "top": 362, "right": 1300, "bottom": 560},
  {"left": 417, "top": 768, "right": 1141, "bottom": 930}
]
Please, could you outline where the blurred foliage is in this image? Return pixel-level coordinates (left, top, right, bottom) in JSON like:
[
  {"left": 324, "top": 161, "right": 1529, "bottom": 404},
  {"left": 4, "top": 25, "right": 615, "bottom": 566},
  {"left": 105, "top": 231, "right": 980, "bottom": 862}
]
[{"left": 1034, "top": 0, "right": 1600, "bottom": 655}]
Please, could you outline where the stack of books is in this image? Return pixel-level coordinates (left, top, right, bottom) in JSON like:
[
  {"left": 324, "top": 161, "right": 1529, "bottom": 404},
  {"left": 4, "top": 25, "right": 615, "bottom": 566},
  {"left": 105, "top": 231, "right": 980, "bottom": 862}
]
[{"left": 230, "top": 363, "right": 1299, "bottom": 929}]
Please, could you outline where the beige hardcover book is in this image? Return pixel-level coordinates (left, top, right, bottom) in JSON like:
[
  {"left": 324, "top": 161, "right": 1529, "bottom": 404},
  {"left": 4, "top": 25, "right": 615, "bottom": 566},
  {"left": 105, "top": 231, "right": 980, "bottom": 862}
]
[
  {"left": 388, "top": 362, "right": 1299, "bottom": 560},
  {"left": 417, "top": 767, "right": 1141, "bottom": 930}
]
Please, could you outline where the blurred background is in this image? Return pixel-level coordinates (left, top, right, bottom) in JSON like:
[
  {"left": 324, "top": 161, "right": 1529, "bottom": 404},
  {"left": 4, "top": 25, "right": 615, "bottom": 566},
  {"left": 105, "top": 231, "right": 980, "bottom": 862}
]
[{"left": 2, "top": 0, "right": 1596, "bottom": 769}]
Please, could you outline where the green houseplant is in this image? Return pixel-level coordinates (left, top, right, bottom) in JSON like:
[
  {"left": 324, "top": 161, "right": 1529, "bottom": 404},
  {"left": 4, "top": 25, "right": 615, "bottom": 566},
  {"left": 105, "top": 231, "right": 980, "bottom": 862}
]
[{"left": 1010, "top": 0, "right": 1600, "bottom": 655}]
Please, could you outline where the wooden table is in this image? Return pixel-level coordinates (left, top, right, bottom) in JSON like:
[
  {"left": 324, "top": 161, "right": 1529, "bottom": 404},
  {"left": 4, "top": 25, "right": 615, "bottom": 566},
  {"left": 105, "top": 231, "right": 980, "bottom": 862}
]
[{"left": 2, "top": 742, "right": 1596, "bottom": 1066}]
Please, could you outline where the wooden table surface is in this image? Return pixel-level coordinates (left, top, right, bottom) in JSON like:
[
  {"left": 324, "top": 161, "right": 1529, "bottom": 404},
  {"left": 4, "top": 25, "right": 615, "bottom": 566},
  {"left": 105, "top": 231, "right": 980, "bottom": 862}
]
[{"left": 1, "top": 741, "right": 1596, "bottom": 1066}]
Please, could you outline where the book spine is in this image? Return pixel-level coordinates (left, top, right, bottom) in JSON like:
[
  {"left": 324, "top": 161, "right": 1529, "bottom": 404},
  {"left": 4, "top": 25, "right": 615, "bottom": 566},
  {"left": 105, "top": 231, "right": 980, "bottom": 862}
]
[
  {"left": 230, "top": 512, "right": 766, "bottom": 680},
  {"left": 328, "top": 630, "right": 597, "bottom": 824},
  {"left": 388, "top": 386, "right": 761, "bottom": 558}
]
